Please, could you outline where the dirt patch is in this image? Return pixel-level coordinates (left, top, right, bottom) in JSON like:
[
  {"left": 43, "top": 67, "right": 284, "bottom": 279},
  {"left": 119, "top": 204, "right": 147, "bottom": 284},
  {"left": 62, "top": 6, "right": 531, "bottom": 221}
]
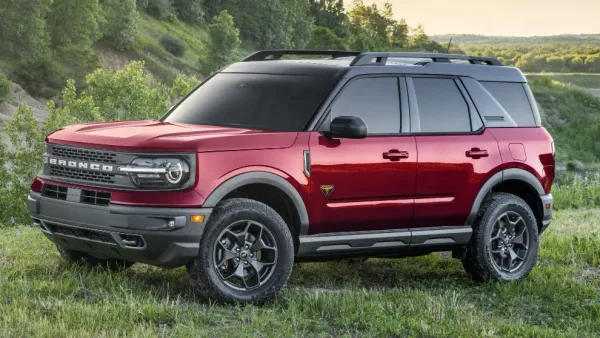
[{"left": 0, "top": 82, "right": 48, "bottom": 124}]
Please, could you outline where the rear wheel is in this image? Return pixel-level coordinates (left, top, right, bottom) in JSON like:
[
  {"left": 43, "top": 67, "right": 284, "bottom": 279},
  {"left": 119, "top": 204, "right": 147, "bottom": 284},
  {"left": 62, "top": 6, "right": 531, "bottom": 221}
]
[
  {"left": 56, "top": 246, "right": 134, "bottom": 271},
  {"left": 462, "top": 193, "right": 539, "bottom": 282},
  {"left": 187, "top": 198, "right": 294, "bottom": 304}
]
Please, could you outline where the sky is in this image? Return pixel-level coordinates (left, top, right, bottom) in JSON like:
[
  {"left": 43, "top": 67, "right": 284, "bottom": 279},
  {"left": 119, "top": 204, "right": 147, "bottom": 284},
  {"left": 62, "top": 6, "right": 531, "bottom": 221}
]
[{"left": 346, "top": 0, "right": 600, "bottom": 36}]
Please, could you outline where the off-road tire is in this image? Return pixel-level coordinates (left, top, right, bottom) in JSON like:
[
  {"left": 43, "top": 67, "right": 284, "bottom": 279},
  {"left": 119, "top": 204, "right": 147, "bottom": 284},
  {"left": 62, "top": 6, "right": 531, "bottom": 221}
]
[
  {"left": 56, "top": 246, "right": 134, "bottom": 271},
  {"left": 187, "top": 198, "right": 295, "bottom": 304},
  {"left": 462, "top": 192, "right": 539, "bottom": 282}
]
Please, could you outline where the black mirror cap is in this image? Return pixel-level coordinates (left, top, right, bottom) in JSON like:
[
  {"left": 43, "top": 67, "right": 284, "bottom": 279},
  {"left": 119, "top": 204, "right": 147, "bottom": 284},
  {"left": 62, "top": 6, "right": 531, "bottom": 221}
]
[{"left": 322, "top": 116, "right": 367, "bottom": 139}]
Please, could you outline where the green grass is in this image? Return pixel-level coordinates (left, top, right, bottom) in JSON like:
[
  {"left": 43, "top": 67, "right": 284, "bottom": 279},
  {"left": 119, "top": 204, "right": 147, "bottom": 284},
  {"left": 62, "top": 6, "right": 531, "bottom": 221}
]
[
  {"left": 1, "top": 209, "right": 599, "bottom": 337},
  {"left": 527, "top": 73, "right": 600, "bottom": 89},
  {"left": 529, "top": 77, "right": 600, "bottom": 164}
]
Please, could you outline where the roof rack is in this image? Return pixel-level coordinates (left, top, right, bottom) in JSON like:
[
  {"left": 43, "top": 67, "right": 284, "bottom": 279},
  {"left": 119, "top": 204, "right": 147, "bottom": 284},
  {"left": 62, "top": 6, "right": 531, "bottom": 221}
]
[
  {"left": 349, "top": 52, "right": 503, "bottom": 66},
  {"left": 242, "top": 50, "right": 362, "bottom": 61}
]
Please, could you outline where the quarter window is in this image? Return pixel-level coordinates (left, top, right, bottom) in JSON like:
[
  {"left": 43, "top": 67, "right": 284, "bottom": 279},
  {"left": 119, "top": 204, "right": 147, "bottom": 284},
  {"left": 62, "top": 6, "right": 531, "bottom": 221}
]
[
  {"left": 328, "top": 77, "right": 401, "bottom": 134},
  {"left": 412, "top": 77, "right": 471, "bottom": 133},
  {"left": 481, "top": 82, "right": 536, "bottom": 127}
]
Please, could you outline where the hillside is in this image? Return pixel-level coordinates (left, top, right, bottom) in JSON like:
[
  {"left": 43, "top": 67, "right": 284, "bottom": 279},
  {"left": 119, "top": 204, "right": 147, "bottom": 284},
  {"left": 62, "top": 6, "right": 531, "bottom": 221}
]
[{"left": 432, "top": 34, "right": 600, "bottom": 45}]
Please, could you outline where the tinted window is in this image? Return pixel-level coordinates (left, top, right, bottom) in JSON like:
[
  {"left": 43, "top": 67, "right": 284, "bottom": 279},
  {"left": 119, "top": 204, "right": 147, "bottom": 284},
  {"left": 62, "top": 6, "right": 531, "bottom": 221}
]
[
  {"left": 412, "top": 78, "right": 471, "bottom": 133},
  {"left": 481, "top": 82, "right": 536, "bottom": 127},
  {"left": 329, "top": 77, "right": 400, "bottom": 134},
  {"left": 164, "top": 73, "right": 336, "bottom": 132}
]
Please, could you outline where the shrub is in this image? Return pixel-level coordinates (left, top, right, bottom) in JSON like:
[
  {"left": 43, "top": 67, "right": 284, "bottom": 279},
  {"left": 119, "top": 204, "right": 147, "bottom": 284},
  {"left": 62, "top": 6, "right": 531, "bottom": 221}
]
[
  {"left": 0, "top": 72, "right": 11, "bottom": 103},
  {"left": 101, "top": 0, "right": 139, "bottom": 51},
  {"left": 172, "top": 0, "right": 204, "bottom": 24},
  {"left": 160, "top": 33, "right": 186, "bottom": 57},
  {"left": 147, "top": 0, "right": 174, "bottom": 20},
  {"left": 306, "top": 26, "right": 345, "bottom": 50},
  {"left": 15, "top": 55, "right": 66, "bottom": 97},
  {"left": 136, "top": 0, "right": 149, "bottom": 9}
]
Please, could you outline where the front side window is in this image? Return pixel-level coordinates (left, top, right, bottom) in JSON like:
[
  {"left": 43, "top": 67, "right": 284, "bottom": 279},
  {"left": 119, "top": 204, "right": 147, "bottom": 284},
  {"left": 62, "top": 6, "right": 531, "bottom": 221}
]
[
  {"left": 164, "top": 73, "right": 337, "bottom": 132},
  {"left": 327, "top": 77, "right": 401, "bottom": 134},
  {"left": 412, "top": 77, "right": 471, "bottom": 133}
]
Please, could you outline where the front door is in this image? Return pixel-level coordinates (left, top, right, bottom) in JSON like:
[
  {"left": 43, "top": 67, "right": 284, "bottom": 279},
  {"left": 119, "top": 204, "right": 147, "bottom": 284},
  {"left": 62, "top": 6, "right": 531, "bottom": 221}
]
[{"left": 308, "top": 76, "right": 417, "bottom": 234}]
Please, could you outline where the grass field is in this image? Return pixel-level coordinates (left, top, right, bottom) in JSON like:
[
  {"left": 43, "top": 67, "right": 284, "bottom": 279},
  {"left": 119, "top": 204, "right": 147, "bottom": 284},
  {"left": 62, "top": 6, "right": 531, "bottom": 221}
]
[{"left": 1, "top": 209, "right": 599, "bottom": 337}]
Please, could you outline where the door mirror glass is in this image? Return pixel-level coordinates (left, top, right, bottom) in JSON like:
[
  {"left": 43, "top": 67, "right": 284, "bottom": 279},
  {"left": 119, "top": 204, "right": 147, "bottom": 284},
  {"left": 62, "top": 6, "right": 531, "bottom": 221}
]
[{"left": 322, "top": 116, "right": 367, "bottom": 139}]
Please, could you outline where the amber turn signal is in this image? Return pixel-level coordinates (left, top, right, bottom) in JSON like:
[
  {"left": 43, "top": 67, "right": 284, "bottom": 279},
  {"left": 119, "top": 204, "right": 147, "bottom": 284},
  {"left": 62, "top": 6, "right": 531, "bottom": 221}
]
[{"left": 190, "top": 215, "right": 205, "bottom": 223}]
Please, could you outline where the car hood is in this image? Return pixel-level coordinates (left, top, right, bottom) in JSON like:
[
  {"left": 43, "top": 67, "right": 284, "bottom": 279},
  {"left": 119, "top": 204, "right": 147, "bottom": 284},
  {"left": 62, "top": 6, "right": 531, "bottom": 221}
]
[{"left": 46, "top": 120, "right": 298, "bottom": 152}]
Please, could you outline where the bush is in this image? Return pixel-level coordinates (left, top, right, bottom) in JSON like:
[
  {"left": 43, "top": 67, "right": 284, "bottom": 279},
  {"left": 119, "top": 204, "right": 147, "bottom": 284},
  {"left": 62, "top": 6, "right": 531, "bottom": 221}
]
[
  {"left": 160, "top": 33, "right": 186, "bottom": 57},
  {"left": 306, "top": 26, "right": 345, "bottom": 50},
  {"left": 147, "top": 0, "right": 174, "bottom": 20},
  {"left": 172, "top": 0, "right": 204, "bottom": 24},
  {"left": 101, "top": 0, "right": 139, "bottom": 51},
  {"left": 15, "top": 55, "right": 66, "bottom": 97},
  {"left": 136, "top": 0, "right": 149, "bottom": 9},
  {"left": 0, "top": 72, "right": 11, "bottom": 103}
]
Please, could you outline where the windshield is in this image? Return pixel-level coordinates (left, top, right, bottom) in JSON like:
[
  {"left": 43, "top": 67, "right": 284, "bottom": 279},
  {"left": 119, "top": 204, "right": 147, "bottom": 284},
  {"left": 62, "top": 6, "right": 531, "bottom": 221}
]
[{"left": 163, "top": 73, "right": 337, "bottom": 132}]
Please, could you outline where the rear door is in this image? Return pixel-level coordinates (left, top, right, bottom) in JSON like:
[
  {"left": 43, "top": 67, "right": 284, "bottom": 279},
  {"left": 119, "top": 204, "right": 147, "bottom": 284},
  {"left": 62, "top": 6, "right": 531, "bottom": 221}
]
[
  {"left": 407, "top": 76, "right": 502, "bottom": 227},
  {"left": 308, "top": 76, "right": 417, "bottom": 234}
]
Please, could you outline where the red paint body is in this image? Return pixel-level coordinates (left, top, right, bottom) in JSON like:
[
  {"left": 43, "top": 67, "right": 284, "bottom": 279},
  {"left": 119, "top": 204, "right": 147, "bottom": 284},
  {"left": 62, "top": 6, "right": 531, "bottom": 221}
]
[{"left": 37, "top": 121, "right": 554, "bottom": 235}]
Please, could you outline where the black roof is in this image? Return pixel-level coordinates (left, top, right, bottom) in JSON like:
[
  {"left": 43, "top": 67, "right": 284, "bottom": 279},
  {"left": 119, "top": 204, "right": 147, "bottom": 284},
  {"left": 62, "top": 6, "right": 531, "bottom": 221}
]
[{"left": 222, "top": 50, "right": 527, "bottom": 83}]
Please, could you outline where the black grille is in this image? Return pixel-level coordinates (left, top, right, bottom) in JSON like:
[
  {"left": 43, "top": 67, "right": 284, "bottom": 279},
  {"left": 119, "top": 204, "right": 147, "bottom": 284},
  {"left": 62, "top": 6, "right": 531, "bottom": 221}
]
[
  {"left": 50, "top": 166, "right": 116, "bottom": 183},
  {"left": 50, "top": 145, "right": 117, "bottom": 163},
  {"left": 44, "top": 222, "right": 116, "bottom": 244},
  {"left": 82, "top": 189, "right": 111, "bottom": 206},
  {"left": 43, "top": 184, "right": 68, "bottom": 200}
]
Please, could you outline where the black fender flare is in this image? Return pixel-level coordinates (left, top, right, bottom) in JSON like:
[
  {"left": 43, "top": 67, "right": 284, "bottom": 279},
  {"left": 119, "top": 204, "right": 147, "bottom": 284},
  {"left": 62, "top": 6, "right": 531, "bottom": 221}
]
[
  {"left": 465, "top": 168, "right": 545, "bottom": 225},
  {"left": 203, "top": 171, "right": 310, "bottom": 235}
]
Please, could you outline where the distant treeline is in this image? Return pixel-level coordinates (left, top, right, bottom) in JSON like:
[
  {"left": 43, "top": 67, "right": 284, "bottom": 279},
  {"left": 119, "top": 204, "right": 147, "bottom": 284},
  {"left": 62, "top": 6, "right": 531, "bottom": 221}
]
[
  {"left": 464, "top": 44, "right": 600, "bottom": 73},
  {"left": 432, "top": 34, "right": 600, "bottom": 46}
]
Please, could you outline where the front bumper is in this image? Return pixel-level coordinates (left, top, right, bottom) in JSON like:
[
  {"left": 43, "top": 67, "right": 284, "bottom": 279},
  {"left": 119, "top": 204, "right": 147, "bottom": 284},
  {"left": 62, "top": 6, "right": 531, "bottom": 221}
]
[
  {"left": 28, "top": 191, "right": 212, "bottom": 268},
  {"left": 540, "top": 193, "right": 553, "bottom": 233}
]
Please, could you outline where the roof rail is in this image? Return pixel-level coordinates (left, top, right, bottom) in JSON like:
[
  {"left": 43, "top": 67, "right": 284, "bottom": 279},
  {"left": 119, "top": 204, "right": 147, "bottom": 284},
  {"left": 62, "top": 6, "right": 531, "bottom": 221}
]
[
  {"left": 242, "top": 50, "right": 362, "bottom": 62},
  {"left": 349, "top": 52, "right": 503, "bottom": 66}
]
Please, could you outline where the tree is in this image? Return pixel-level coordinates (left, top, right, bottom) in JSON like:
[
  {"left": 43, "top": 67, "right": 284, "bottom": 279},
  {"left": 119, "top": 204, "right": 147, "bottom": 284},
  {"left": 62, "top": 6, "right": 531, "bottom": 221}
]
[
  {"left": 309, "top": 0, "right": 349, "bottom": 38},
  {"left": 286, "top": 0, "right": 314, "bottom": 49},
  {"left": 101, "top": 0, "right": 139, "bottom": 51},
  {"left": 307, "top": 26, "right": 345, "bottom": 50},
  {"left": 46, "top": 0, "right": 103, "bottom": 49},
  {"left": 347, "top": 0, "right": 395, "bottom": 49},
  {"left": 0, "top": 73, "right": 11, "bottom": 103},
  {"left": 173, "top": 0, "right": 205, "bottom": 24},
  {"left": 390, "top": 19, "right": 409, "bottom": 48},
  {"left": 200, "top": 10, "right": 241, "bottom": 74},
  {"left": 0, "top": 0, "right": 52, "bottom": 58}
]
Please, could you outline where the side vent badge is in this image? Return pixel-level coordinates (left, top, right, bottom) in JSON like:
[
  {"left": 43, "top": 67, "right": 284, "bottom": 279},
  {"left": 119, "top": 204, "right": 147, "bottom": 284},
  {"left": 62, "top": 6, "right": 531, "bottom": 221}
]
[{"left": 320, "top": 185, "right": 334, "bottom": 196}]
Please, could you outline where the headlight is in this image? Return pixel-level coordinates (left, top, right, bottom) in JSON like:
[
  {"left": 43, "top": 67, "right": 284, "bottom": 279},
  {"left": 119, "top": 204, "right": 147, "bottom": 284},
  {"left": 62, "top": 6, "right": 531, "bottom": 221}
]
[{"left": 119, "top": 158, "right": 190, "bottom": 189}]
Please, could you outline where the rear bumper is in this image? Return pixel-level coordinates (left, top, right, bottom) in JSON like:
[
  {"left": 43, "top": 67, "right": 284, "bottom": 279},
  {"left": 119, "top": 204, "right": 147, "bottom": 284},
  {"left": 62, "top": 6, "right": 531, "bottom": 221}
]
[
  {"left": 28, "top": 191, "right": 212, "bottom": 268},
  {"left": 540, "top": 193, "right": 553, "bottom": 233}
]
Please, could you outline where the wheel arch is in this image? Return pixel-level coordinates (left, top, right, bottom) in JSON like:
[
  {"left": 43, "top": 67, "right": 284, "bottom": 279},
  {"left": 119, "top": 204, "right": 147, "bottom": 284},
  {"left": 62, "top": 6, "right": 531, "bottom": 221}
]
[
  {"left": 466, "top": 168, "right": 545, "bottom": 229},
  {"left": 203, "top": 171, "right": 310, "bottom": 238}
]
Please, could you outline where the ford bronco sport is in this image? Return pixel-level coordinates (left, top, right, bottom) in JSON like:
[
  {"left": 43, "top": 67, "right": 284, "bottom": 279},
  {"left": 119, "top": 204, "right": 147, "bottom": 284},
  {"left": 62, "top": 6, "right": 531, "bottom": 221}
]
[{"left": 28, "top": 50, "right": 554, "bottom": 303}]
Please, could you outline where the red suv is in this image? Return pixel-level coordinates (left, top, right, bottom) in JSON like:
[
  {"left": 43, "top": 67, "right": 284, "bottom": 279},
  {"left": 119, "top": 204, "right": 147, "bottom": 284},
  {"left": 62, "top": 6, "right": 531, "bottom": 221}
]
[{"left": 29, "top": 50, "right": 554, "bottom": 303}]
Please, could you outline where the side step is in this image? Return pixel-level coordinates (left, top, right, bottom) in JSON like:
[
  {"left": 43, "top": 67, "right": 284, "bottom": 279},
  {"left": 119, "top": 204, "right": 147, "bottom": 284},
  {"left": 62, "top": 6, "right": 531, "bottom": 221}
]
[{"left": 297, "top": 226, "right": 471, "bottom": 257}]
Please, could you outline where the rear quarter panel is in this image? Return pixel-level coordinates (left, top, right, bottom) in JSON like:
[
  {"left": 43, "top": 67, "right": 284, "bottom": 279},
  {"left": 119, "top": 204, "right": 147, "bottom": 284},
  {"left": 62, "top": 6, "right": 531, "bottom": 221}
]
[{"left": 488, "top": 127, "right": 555, "bottom": 193}]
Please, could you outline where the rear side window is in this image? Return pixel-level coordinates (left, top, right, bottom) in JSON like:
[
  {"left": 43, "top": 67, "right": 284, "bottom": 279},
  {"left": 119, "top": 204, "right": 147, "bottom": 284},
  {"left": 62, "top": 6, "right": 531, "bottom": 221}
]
[
  {"left": 481, "top": 82, "right": 536, "bottom": 127},
  {"left": 164, "top": 73, "right": 336, "bottom": 132},
  {"left": 412, "top": 77, "right": 471, "bottom": 133},
  {"left": 328, "top": 77, "right": 401, "bottom": 134}
]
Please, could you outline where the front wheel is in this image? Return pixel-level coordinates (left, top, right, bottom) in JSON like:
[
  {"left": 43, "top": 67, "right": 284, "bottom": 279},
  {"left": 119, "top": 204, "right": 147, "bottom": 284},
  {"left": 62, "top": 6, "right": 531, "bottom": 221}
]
[
  {"left": 462, "top": 193, "right": 539, "bottom": 282},
  {"left": 187, "top": 198, "right": 295, "bottom": 304}
]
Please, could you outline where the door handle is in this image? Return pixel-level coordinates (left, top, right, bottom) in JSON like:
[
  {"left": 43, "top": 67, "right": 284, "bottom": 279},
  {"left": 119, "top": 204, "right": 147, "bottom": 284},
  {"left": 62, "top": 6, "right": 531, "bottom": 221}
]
[
  {"left": 383, "top": 150, "right": 409, "bottom": 161},
  {"left": 466, "top": 148, "right": 489, "bottom": 159}
]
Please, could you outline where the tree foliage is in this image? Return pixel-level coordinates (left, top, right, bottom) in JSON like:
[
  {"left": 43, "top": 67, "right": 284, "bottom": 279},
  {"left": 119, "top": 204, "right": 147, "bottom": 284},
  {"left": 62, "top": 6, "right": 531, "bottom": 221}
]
[
  {"left": 0, "top": 73, "right": 12, "bottom": 103},
  {"left": 161, "top": 33, "right": 187, "bottom": 56},
  {"left": 101, "top": 0, "right": 139, "bottom": 51},
  {"left": 173, "top": 0, "right": 205, "bottom": 24},
  {"left": 307, "top": 26, "right": 345, "bottom": 50},
  {"left": 309, "top": 0, "right": 348, "bottom": 38},
  {"left": 0, "top": 0, "right": 52, "bottom": 58},
  {"left": 147, "top": 0, "right": 175, "bottom": 20},
  {"left": 200, "top": 10, "right": 241, "bottom": 73},
  {"left": 46, "top": 0, "right": 103, "bottom": 49}
]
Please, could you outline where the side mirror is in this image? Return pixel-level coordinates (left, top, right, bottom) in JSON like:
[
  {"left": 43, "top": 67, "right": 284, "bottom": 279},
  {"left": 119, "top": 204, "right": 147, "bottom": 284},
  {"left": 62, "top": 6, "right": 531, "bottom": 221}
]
[{"left": 322, "top": 116, "right": 367, "bottom": 139}]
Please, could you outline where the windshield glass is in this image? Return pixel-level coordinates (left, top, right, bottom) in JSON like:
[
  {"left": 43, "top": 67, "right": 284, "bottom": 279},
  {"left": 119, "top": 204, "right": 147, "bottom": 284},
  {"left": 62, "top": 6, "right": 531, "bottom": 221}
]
[{"left": 163, "top": 73, "right": 337, "bottom": 132}]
